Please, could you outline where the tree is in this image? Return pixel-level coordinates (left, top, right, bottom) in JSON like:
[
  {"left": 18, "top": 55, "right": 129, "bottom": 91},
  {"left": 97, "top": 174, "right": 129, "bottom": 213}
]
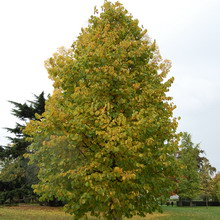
[
  {"left": 4, "top": 92, "right": 45, "bottom": 159},
  {"left": 217, "top": 181, "right": 220, "bottom": 201},
  {"left": 0, "top": 92, "right": 46, "bottom": 204},
  {"left": 177, "top": 132, "right": 216, "bottom": 207},
  {"left": 177, "top": 132, "right": 201, "bottom": 206},
  {"left": 211, "top": 172, "right": 220, "bottom": 201},
  {"left": 25, "top": 2, "right": 179, "bottom": 219},
  {"left": 199, "top": 157, "right": 216, "bottom": 206}
]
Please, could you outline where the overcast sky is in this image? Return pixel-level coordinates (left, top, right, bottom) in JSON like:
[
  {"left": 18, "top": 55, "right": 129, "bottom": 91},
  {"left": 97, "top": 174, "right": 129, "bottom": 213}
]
[{"left": 0, "top": 0, "right": 219, "bottom": 171}]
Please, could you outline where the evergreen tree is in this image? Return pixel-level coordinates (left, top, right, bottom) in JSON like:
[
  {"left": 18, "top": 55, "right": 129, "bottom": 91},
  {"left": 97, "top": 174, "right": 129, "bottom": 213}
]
[
  {"left": 5, "top": 92, "right": 45, "bottom": 158},
  {"left": 0, "top": 92, "right": 46, "bottom": 204},
  {"left": 25, "top": 2, "right": 179, "bottom": 219}
]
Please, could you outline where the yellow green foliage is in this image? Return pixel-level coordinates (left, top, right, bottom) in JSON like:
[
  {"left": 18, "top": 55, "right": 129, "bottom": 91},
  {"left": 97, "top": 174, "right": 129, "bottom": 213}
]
[{"left": 25, "top": 1, "right": 179, "bottom": 219}]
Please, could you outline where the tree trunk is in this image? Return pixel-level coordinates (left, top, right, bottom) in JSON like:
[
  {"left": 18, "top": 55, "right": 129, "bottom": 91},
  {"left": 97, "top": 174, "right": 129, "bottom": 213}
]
[
  {"left": 205, "top": 196, "right": 208, "bottom": 208},
  {"left": 189, "top": 199, "right": 193, "bottom": 207},
  {"left": 110, "top": 214, "right": 122, "bottom": 220},
  {"left": 109, "top": 206, "right": 122, "bottom": 220}
]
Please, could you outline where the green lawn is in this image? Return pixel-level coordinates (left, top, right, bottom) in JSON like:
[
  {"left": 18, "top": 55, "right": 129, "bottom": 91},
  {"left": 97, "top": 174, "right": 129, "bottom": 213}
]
[
  {"left": 157, "top": 206, "right": 220, "bottom": 220},
  {"left": 0, "top": 204, "right": 220, "bottom": 220}
]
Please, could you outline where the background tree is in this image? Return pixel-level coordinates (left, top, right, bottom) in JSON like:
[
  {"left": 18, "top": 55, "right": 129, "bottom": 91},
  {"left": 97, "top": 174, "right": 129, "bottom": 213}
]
[
  {"left": 25, "top": 2, "right": 179, "bottom": 220},
  {"left": 211, "top": 172, "right": 220, "bottom": 201},
  {"left": 177, "top": 132, "right": 201, "bottom": 206},
  {"left": 199, "top": 157, "right": 216, "bottom": 206},
  {"left": 0, "top": 92, "right": 46, "bottom": 204},
  {"left": 177, "top": 132, "right": 217, "bottom": 207},
  {"left": 217, "top": 181, "right": 220, "bottom": 201}
]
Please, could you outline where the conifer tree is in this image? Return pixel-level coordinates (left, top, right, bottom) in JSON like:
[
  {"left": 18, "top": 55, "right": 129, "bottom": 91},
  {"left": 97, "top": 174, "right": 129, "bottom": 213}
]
[
  {"left": 25, "top": 2, "right": 179, "bottom": 219},
  {"left": 0, "top": 92, "right": 46, "bottom": 204}
]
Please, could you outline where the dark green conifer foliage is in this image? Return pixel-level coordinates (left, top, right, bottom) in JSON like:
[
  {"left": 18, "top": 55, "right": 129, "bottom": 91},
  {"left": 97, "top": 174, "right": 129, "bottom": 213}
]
[
  {"left": 0, "top": 92, "right": 46, "bottom": 204},
  {"left": 4, "top": 92, "right": 45, "bottom": 159}
]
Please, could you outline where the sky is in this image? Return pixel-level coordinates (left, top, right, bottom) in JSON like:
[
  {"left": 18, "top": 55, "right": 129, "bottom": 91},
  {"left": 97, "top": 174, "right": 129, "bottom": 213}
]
[{"left": 0, "top": 0, "right": 219, "bottom": 171}]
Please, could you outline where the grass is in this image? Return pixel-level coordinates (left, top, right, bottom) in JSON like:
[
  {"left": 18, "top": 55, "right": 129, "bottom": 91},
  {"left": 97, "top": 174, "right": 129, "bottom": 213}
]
[
  {"left": 0, "top": 204, "right": 74, "bottom": 220},
  {"left": 158, "top": 206, "right": 220, "bottom": 220},
  {"left": 0, "top": 204, "right": 220, "bottom": 220}
]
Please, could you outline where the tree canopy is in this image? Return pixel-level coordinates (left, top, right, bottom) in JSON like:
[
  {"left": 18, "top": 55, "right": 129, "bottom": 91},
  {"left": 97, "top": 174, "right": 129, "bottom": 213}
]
[{"left": 25, "top": 1, "right": 179, "bottom": 219}]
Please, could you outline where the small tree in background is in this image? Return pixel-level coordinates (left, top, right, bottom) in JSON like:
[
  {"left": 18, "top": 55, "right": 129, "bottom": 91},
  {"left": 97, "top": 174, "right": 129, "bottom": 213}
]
[
  {"left": 25, "top": 1, "right": 179, "bottom": 219},
  {"left": 177, "top": 132, "right": 201, "bottom": 206},
  {"left": 199, "top": 157, "right": 216, "bottom": 206},
  {"left": 217, "top": 181, "right": 220, "bottom": 201},
  {"left": 177, "top": 132, "right": 216, "bottom": 207},
  {"left": 210, "top": 172, "right": 220, "bottom": 202}
]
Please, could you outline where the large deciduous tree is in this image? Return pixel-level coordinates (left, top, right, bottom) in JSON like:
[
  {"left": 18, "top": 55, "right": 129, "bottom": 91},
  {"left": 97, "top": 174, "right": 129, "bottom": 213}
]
[{"left": 25, "top": 2, "right": 179, "bottom": 219}]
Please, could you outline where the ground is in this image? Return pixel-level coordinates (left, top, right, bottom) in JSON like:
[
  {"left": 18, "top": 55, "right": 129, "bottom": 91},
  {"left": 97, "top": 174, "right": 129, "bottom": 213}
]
[{"left": 0, "top": 204, "right": 220, "bottom": 220}]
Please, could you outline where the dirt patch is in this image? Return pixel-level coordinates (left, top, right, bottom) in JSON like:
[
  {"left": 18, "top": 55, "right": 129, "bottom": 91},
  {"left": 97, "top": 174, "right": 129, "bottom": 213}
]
[{"left": 7, "top": 204, "right": 62, "bottom": 211}]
